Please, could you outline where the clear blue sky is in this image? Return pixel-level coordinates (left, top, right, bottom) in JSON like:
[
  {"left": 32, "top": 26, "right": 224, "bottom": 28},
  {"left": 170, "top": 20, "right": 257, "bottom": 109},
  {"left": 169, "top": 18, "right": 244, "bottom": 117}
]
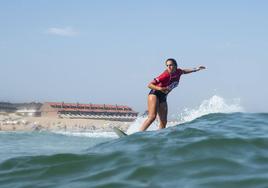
[{"left": 0, "top": 1, "right": 267, "bottom": 113}]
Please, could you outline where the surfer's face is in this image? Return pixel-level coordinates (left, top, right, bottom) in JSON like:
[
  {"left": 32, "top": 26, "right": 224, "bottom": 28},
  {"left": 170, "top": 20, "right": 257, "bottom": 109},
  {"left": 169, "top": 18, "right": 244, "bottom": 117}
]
[{"left": 166, "top": 60, "right": 177, "bottom": 73}]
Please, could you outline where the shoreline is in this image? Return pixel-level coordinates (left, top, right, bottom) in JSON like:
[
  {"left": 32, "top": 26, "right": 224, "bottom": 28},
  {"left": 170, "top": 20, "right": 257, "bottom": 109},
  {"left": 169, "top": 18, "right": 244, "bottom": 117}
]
[{"left": 0, "top": 115, "right": 132, "bottom": 132}]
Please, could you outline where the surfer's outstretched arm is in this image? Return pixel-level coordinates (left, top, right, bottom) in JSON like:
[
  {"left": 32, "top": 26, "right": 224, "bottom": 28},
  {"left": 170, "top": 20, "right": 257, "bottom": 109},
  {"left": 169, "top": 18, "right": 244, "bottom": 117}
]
[{"left": 183, "top": 66, "right": 206, "bottom": 74}]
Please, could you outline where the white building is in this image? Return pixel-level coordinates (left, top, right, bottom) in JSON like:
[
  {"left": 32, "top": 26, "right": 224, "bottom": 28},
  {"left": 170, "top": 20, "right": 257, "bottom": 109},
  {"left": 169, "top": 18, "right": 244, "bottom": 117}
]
[{"left": 16, "top": 109, "right": 41, "bottom": 117}]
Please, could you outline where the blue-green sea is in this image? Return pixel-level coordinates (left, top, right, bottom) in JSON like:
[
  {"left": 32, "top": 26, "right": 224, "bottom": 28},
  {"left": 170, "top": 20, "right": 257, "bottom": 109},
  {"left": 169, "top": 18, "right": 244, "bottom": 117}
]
[{"left": 0, "top": 112, "right": 268, "bottom": 188}]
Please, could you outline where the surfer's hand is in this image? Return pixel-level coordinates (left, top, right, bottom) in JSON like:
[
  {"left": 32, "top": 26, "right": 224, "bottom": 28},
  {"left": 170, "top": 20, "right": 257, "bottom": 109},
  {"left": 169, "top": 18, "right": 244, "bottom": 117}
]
[{"left": 198, "top": 66, "right": 206, "bottom": 70}]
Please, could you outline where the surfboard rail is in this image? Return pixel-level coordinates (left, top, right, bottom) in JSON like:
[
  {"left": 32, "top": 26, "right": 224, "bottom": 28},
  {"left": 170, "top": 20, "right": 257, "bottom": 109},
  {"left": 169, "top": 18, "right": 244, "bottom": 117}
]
[{"left": 113, "top": 127, "right": 128, "bottom": 137}]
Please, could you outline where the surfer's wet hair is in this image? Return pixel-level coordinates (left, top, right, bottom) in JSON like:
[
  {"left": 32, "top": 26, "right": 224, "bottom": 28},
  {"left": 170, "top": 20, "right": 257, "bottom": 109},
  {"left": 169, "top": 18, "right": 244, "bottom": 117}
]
[{"left": 165, "top": 58, "right": 177, "bottom": 67}]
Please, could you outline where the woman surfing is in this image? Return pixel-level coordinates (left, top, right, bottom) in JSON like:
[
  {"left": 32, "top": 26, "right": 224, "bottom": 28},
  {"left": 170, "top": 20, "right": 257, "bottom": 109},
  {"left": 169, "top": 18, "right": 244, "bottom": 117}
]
[{"left": 139, "top": 58, "right": 206, "bottom": 131}]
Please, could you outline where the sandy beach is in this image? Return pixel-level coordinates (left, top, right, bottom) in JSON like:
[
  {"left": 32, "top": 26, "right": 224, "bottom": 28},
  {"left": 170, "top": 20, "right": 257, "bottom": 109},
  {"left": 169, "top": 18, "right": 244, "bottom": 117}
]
[{"left": 0, "top": 114, "right": 133, "bottom": 132}]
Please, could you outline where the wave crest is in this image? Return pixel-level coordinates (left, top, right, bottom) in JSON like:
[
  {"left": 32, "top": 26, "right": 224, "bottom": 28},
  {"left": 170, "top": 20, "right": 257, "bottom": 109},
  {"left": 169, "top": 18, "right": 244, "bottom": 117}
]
[{"left": 178, "top": 95, "right": 244, "bottom": 123}]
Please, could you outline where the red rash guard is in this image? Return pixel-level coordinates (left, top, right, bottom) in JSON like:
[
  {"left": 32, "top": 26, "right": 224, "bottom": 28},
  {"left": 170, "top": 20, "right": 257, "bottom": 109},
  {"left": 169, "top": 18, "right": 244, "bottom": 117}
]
[{"left": 151, "top": 68, "right": 184, "bottom": 93}]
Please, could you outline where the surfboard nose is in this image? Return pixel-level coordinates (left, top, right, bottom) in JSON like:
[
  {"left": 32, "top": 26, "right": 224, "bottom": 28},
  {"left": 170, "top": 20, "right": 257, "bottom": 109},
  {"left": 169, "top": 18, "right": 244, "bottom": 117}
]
[{"left": 113, "top": 127, "right": 128, "bottom": 137}]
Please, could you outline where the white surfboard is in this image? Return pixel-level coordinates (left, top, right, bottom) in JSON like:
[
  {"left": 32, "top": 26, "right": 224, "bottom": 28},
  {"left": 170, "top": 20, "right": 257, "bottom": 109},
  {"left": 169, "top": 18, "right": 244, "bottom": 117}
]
[{"left": 113, "top": 127, "right": 128, "bottom": 137}]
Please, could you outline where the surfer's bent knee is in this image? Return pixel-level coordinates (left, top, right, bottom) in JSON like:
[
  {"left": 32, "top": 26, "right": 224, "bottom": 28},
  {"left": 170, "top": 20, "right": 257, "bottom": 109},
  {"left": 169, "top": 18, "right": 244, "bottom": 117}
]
[{"left": 147, "top": 115, "right": 157, "bottom": 121}]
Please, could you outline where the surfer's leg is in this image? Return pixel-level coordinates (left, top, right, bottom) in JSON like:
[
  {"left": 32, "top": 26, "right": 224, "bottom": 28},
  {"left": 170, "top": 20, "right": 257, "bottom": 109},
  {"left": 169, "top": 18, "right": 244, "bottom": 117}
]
[
  {"left": 158, "top": 101, "right": 168, "bottom": 129},
  {"left": 139, "top": 94, "right": 158, "bottom": 131}
]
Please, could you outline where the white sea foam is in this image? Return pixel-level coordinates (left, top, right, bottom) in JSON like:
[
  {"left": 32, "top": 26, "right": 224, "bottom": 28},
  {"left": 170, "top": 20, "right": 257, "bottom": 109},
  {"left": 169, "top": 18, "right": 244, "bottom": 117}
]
[
  {"left": 127, "top": 95, "right": 244, "bottom": 134},
  {"left": 53, "top": 131, "right": 117, "bottom": 138},
  {"left": 126, "top": 117, "right": 146, "bottom": 134},
  {"left": 177, "top": 95, "right": 244, "bottom": 123}
]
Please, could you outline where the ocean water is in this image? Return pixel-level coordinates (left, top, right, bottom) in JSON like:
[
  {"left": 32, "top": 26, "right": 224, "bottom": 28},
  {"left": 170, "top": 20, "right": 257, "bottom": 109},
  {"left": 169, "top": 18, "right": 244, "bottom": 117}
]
[{"left": 0, "top": 96, "right": 268, "bottom": 188}]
